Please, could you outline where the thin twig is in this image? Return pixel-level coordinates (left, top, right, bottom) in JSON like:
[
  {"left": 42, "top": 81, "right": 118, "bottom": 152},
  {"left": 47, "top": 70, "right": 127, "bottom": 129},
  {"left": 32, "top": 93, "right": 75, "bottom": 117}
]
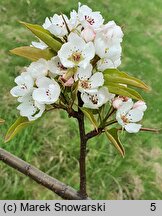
[
  {"left": 0, "top": 148, "right": 91, "bottom": 200},
  {"left": 140, "top": 127, "right": 160, "bottom": 133}
]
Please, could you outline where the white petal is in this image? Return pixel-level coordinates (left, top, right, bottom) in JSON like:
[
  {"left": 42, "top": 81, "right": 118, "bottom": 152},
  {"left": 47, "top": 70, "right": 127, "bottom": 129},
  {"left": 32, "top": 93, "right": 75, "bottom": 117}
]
[
  {"left": 31, "top": 41, "right": 48, "bottom": 50},
  {"left": 36, "top": 77, "right": 55, "bottom": 88},
  {"left": 17, "top": 101, "right": 37, "bottom": 117},
  {"left": 118, "top": 100, "right": 134, "bottom": 116},
  {"left": 89, "top": 72, "right": 104, "bottom": 89},
  {"left": 133, "top": 101, "right": 147, "bottom": 112},
  {"left": 125, "top": 123, "right": 142, "bottom": 133},
  {"left": 83, "top": 41, "right": 95, "bottom": 61},
  {"left": 97, "top": 58, "right": 121, "bottom": 71},
  {"left": 43, "top": 17, "right": 52, "bottom": 29},
  {"left": 68, "top": 32, "right": 86, "bottom": 49},
  {"left": 10, "top": 73, "right": 34, "bottom": 97},
  {"left": 27, "top": 59, "right": 48, "bottom": 79},
  {"left": 74, "top": 64, "right": 92, "bottom": 81},
  {"left": 94, "top": 36, "right": 107, "bottom": 58},
  {"left": 126, "top": 109, "right": 144, "bottom": 122}
]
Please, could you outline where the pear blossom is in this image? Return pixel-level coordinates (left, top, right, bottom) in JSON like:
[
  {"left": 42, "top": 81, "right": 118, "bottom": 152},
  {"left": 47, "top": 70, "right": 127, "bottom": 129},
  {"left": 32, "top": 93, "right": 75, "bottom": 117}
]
[
  {"left": 116, "top": 100, "right": 147, "bottom": 133},
  {"left": 94, "top": 33, "right": 122, "bottom": 59},
  {"left": 27, "top": 59, "right": 49, "bottom": 79},
  {"left": 78, "top": 3, "right": 104, "bottom": 30},
  {"left": 10, "top": 72, "right": 34, "bottom": 98},
  {"left": 74, "top": 65, "right": 104, "bottom": 93},
  {"left": 47, "top": 56, "right": 67, "bottom": 76},
  {"left": 81, "top": 87, "right": 113, "bottom": 109},
  {"left": 58, "top": 32, "right": 95, "bottom": 68},
  {"left": 100, "top": 21, "right": 124, "bottom": 43},
  {"left": 43, "top": 14, "right": 69, "bottom": 37},
  {"left": 33, "top": 77, "right": 60, "bottom": 105},
  {"left": 17, "top": 93, "right": 45, "bottom": 121}
]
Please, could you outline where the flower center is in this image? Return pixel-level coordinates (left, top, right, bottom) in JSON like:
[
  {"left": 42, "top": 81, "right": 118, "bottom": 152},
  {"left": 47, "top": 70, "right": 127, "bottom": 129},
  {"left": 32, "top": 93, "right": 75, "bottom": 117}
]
[
  {"left": 71, "top": 52, "right": 82, "bottom": 62},
  {"left": 85, "top": 15, "right": 95, "bottom": 25},
  {"left": 121, "top": 115, "right": 129, "bottom": 123},
  {"left": 80, "top": 80, "right": 91, "bottom": 89},
  {"left": 89, "top": 94, "right": 98, "bottom": 104}
]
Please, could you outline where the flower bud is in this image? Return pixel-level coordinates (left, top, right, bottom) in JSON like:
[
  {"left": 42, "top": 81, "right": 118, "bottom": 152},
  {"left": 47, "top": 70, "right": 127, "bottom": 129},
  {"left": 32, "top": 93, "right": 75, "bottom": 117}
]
[{"left": 81, "top": 27, "right": 96, "bottom": 42}]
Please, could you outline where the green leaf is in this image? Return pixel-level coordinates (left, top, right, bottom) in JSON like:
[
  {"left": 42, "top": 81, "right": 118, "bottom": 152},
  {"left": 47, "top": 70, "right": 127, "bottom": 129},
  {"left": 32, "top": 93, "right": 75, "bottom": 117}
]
[
  {"left": 80, "top": 107, "right": 98, "bottom": 130},
  {"left": 105, "top": 128, "right": 125, "bottom": 157},
  {"left": 104, "top": 69, "right": 150, "bottom": 91},
  {"left": 105, "top": 83, "right": 143, "bottom": 101},
  {"left": 5, "top": 117, "right": 33, "bottom": 143},
  {"left": 20, "top": 21, "right": 62, "bottom": 52},
  {"left": 0, "top": 118, "right": 5, "bottom": 125},
  {"left": 10, "top": 46, "right": 56, "bottom": 61}
]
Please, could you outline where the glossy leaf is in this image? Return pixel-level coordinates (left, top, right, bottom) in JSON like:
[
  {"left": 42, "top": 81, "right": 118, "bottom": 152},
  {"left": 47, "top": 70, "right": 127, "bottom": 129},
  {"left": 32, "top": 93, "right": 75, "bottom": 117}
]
[
  {"left": 0, "top": 118, "right": 5, "bottom": 125},
  {"left": 105, "top": 83, "right": 143, "bottom": 101},
  {"left": 80, "top": 107, "right": 98, "bottom": 130},
  {"left": 105, "top": 128, "right": 125, "bottom": 157},
  {"left": 10, "top": 46, "right": 55, "bottom": 61},
  {"left": 104, "top": 69, "right": 150, "bottom": 91},
  {"left": 20, "top": 21, "right": 62, "bottom": 52},
  {"left": 5, "top": 117, "right": 32, "bottom": 143}
]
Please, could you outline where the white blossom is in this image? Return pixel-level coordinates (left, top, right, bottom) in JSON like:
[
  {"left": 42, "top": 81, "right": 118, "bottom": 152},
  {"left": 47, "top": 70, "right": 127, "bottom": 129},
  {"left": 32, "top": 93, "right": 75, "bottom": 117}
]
[
  {"left": 33, "top": 77, "right": 60, "bottom": 105},
  {"left": 78, "top": 3, "right": 104, "bottom": 30},
  {"left": 58, "top": 32, "right": 95, "bottom": 68},
  {"left": 94, "top": 33, "right": 122, "bottom": 59},
  {"left": 17, "top": 93, "right": 45, "bottom": 121},
  {"left": 10, "top": 72, "right": 34, "bottom": 98},
  {"left": 116, "top": 100, "right": 146, "bottom": 133},
  {"left": 43, "top": 14, "right": 69, "bottom": 37},
  {"left": 100, "top": 21, "right": 124, "bottom": 43},
  {"left": 74, "top": 64, "right": 104, "bottom": 93},
  {"left": 81, "top": 87, "right": 112, "bottom": 109}
]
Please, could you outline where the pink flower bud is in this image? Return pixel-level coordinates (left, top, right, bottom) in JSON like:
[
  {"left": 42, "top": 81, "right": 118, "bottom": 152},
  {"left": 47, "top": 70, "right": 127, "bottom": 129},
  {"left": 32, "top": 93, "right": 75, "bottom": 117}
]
[
  {"left": 60, "top": 74, "right": 74, "bottom": 87},
  {"left": 112, "top": 97, "right": 123, "bottom": 109},
  {"left": 81, "top": 27, "right": 96, "bottom": 42}
]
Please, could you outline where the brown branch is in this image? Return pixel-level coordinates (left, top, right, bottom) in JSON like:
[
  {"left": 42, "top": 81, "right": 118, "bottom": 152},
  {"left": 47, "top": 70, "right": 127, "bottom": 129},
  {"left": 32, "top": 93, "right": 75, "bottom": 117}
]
[
  {"left": 85, "top": 128, "right": 104, "bottom": 141},
  {"left": 77, "top": 92, "right": 87, "bottom": 199},
  {"left": 0, "top": 147, "right": 91, "bottom": 200}
]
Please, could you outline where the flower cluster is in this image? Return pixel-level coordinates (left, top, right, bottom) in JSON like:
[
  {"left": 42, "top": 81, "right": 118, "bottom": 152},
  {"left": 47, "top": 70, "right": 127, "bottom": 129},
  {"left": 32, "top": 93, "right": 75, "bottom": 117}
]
[{"left": 10, "top": 3, "right": 147, "bottom": 133}]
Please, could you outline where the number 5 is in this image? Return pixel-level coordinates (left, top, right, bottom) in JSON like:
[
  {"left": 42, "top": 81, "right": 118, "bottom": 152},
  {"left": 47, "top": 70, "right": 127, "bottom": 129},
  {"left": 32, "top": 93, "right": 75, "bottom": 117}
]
[{"left": 150, "top": 203, "right": 156, "bottom": 211}]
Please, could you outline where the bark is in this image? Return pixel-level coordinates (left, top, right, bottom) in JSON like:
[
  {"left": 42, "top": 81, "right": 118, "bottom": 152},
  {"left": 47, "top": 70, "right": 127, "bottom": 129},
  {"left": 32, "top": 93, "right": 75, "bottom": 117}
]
[
  {"left": 77, "top": 92, "right": 87, "bottom": 199},
  {"left": 0, "top": 147, "right": 91, "bottom": 200}
]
